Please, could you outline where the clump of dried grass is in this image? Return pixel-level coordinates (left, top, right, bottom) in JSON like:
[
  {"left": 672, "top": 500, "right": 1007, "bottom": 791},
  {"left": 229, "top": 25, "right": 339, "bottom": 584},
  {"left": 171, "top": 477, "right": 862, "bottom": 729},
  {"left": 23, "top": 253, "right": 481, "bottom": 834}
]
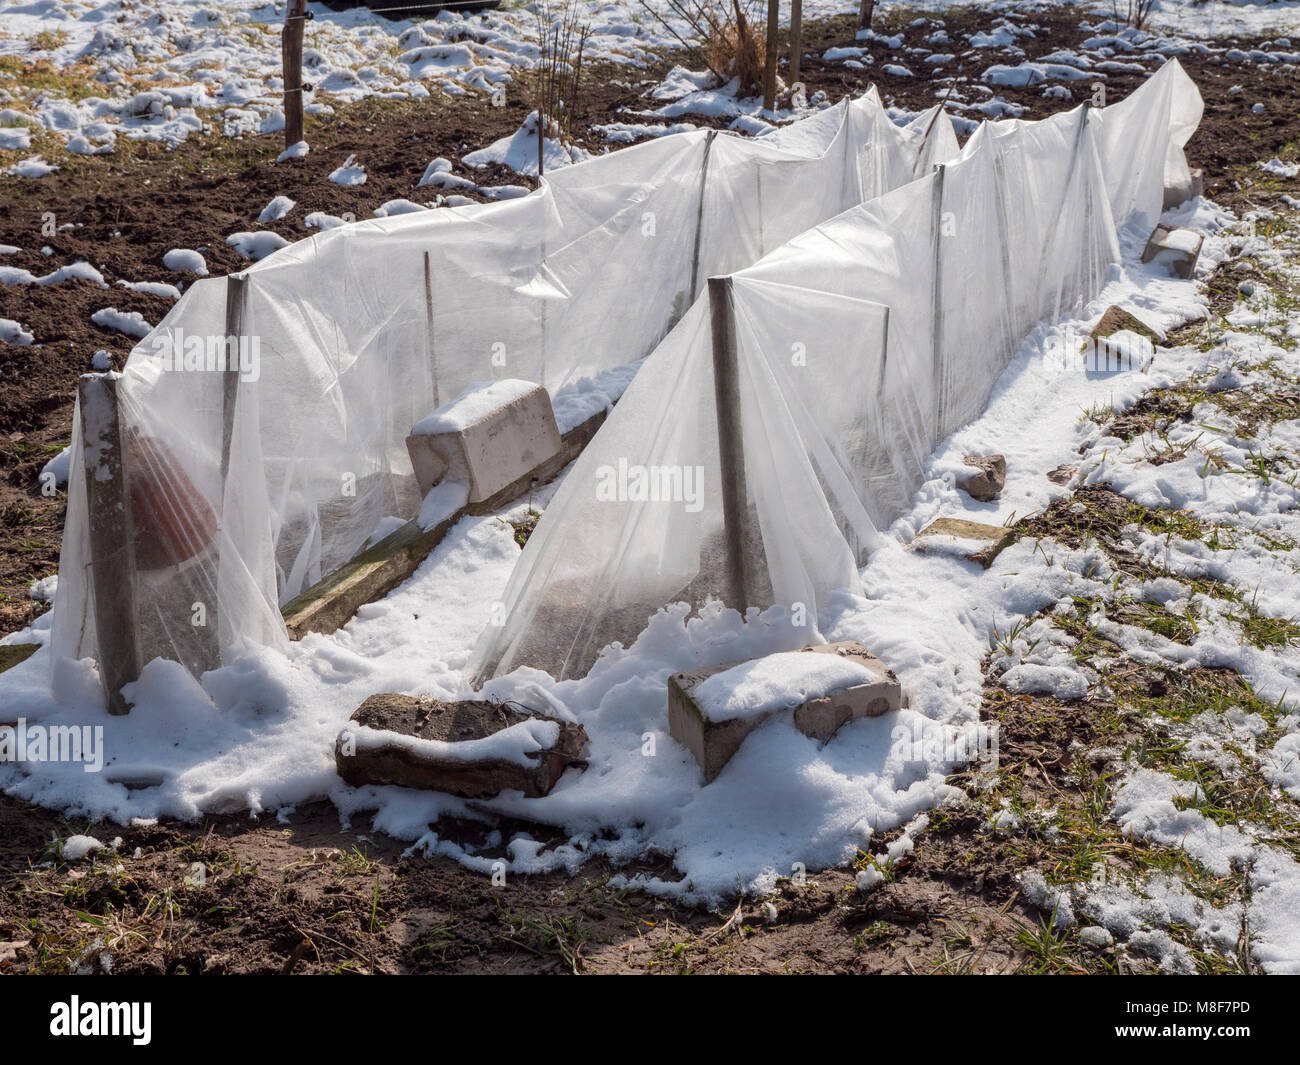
[{"left": 640, "top": 0, "right": 767, "bottom": 96}]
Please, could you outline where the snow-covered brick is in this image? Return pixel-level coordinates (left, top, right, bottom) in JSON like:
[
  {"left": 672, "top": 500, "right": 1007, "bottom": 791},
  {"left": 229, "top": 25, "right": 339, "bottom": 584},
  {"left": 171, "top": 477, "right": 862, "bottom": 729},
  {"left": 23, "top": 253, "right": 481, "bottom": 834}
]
[
  {"left": 335, "top": 694, "right": 587, "bottom": 798},
  {"left": 668, "top": 642, "right": 901, "bottom": 782},
  {"left": 911, "top": 517, "right": 1016, "bottom": 567},
  {"left": 1141, "top": 223, "right": 1203, "bottom": 280}
]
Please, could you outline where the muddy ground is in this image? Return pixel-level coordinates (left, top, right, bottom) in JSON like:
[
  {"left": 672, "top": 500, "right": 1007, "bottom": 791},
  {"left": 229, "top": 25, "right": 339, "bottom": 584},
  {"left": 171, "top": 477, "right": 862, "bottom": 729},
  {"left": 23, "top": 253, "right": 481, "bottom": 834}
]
[{"left": 3, "top": 6, "right": 1300, "bottom": 974}]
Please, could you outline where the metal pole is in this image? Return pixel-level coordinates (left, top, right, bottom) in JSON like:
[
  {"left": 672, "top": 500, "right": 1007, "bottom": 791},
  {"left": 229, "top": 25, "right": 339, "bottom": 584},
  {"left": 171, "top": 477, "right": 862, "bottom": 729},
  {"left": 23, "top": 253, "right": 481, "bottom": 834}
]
[
  {"left": 707, "top": 276, "right": 749, "bottom": 613},
  {"left": 78, "top": 373, "right": 141, "bottom": 715}
]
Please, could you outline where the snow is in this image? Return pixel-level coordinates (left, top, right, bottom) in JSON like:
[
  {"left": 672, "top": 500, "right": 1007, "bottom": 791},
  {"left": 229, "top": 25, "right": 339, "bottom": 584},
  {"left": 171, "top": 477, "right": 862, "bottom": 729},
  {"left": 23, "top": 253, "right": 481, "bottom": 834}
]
[
  {"left": 162, "top": 248, "right": 207, "bottom": 275},
  {"left": 30, "top": 574, "right": 58, "bottom": 603},
  {"left": 303, "top": 211, "right": 352, "bottom": 231},
  {"left": 692, "top": 651, "right": 881, "bottom": 723},
  {"left": 0, "top": 126, "right": 31, "bottom": 150},
  {"left": 40, "top": 447, "right": 70, "bottom": 486},
  {"left": 463, "top": 112, "right": 589, "bottom": 177},
  {"left": 411, "top": 379, "right": 539, "bottom": 435},
  {"left": 276, "top": 140, "right": 309, "bottom": 163},
  {"left": 550, "top": 361, "right": 639, "bottom": 435},
  {"left": 90, "top": 307, "right": 152, "bottom": 339},
  {"left": 327, "top": 153, "right": 366, "bottom": 186},
  {"left": 60, "top": 834, "right": 104, "bottom": 861},
  {"left": 372, "top": 199, "right": 429, "bottom": 217},
  {"left": 0, "top": 318, "right": 35, "bottom": 346},
  {"left": 4, "top": 156, "right": 58, "bottom": 178},
  {"left": 257, "top": 195, "right": 296, "bottom": 223},
  {"left": 2, "top": 261, "right": 107, "bottom": 288},
  {"left": 1262, "top": 157, "right": 1300, "bottom": 179},
  {"left": 90, "top": 350, "right": 113, "bottom": 371},
  {"left": 345, "top": 717, "right": 560, "bottom": 769},
  {"left": 116, "top": 279, "right": 181, "bottom": 301},
  {"left": 1162, "top": 227, "right": 1202, "bottom": 253},
  {"left": 418, "top": 479, "right": 469, "bottom": 532},
  {"left": 226, "top": 230, "right": 290, "bottom": 261}
]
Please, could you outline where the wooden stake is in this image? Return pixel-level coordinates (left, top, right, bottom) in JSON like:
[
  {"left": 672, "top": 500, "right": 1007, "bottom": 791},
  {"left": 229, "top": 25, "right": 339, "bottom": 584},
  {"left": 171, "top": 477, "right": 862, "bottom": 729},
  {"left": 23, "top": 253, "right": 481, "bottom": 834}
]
[
  {"left": 688, "top": 131, "right": 717, "bottom": 302},
  {"left": 423, "top": 251, "right": 439, "bottom": 407},
  {"left": 221, "top": 274, "right": 247, "bottom": 487},
  {"left": 707, "top": 276, "right": 750, "bottom": 613},
  {"left": 282, "top": 0, "right": 308, "bottom": 150},
  {"left": 930, "top": 164, "right": 946, "bottom": 435},
  {"left": 789, "top": 0, "right": 802, "bottom": 90},
  {"left": 763, "top": 0, "right": 780, "bottom": 113},
  {"left": 78, "top": 374, "right": 141, "bottom": 715},
  {"left": 857, "top": 0, "right": 875, "bottom": 32}
]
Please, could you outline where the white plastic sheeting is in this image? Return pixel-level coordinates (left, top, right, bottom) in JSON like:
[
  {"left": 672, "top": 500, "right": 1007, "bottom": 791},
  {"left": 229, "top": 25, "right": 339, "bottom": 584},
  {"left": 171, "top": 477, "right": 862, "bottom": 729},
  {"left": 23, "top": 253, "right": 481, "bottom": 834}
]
[
  {"left": 50, "top": 89, "right": 959, "bottom": 700},
  {"left": 470, "top": 60, "right": 1203, "bottom": 682}
]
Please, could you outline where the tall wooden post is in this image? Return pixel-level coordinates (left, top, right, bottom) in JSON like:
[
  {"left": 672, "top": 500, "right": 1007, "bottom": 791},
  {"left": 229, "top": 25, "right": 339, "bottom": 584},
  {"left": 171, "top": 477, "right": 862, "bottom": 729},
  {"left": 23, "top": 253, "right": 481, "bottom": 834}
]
[
  {"left": 221, "top": 274, "right": 248, "bottom": 487},
  {"left": 423, "top": 251, "right": 439, "bottom": 407},
  {"left": 857, "top": 0, "right": 875, "bottom": 32},
  {"left": 930, "top": 164, "right": 946, "bottom": 437},
  {"left": 762, "top": 0, "right": 780, "bottom": 112},
  {"left": 78, "top": 373, "right": 141, "bottom": 715},
  {"left": 789, "top": 0, "right": 802, "bottom": 90},
  {"left": 688, "top": 131, "right": 717, "bottom": 302},
  {"left": 708, "top": 276, "right": 749, "bottom": 613},
  {"left": 282, "top": 0, "right": 309, "bottom": 150}
]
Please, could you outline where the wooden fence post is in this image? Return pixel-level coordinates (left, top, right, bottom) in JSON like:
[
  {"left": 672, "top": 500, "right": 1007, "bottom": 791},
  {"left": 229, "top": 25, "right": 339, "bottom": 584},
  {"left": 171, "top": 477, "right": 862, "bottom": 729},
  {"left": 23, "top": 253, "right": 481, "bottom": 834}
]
[
  {"left": 763, "top": 0, "right": 780, "bottom": 113},
  {"left": 688, "top": 131, "right": 718, "bottom": 302},
  {"left": 221, "top": 273, "right": 248, "bottom": 487},
  {"left": 78, "top": 373, "right": 141, "bottom": 715},
  {"left": 707, "top": 276, "right": 750, "bottom": 613},
  {"left": 423, "top": 251, "right": 439, "bottom": 408},
  {"left": 789, "top": 0, "right": 803, "bottom": 90},
  {"left": 857, "top": 0, "right": 875, "bottom": 32},
  {"left": 282, "top": 0, "right": 309, "bottom": 150},
  {"left": 930, "top": 163, "right": 946, "bottom": 436}
]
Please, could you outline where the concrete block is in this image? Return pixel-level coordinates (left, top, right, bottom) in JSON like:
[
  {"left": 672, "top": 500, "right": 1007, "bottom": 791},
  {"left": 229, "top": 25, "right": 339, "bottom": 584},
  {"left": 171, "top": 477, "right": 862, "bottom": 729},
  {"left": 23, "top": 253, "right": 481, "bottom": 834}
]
[
  {"left": 1163, "top": 167, "right": 1203, "bottom": 211},
  {"left": 1141, "top": 224, "right": 1203, "bottom": 280},
  {"left": 668, "top": 642, "right": 900, "bottom": 783},
  {"left": 406, "top": 379, "right": 563, "bottom": 505},
  {"left": 284, "top": 408, "right": 607, "bottom": 640},
  {"left": 912, "top": 517, "right": 1016, "bottom": 568},
  {"left": 335, "top": 693, "right": 588, "bottom": 798}
]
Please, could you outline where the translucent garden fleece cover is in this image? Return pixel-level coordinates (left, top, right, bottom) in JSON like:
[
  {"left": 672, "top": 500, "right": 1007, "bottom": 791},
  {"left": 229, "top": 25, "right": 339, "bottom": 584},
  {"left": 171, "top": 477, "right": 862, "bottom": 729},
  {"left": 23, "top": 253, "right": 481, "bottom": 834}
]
[
  {"left": 470, "top": 59, "right": 1203, "bottom": 684},
  {"left": 49, "top": 89, "right": 959, "bottom": 698}
]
